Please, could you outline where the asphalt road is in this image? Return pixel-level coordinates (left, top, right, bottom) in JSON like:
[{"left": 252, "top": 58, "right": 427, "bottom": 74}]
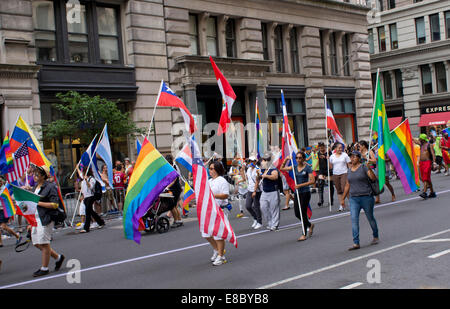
[{"left": 1, "top": 173, "right": 450, "bottom": 289}]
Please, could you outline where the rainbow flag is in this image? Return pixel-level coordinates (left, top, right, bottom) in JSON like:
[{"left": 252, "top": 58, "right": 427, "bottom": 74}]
[
  {"left": 182, "top": 182, "right": 194, "bottom": 215},
  {"left": 123, "top": 140, "right": 178, "bottom": 244},
  {"left": 0, "top": 186, "right": 15, "bottom": 218},
  {"left": 371, "top": 74, "right": 392, "bottom": 190},
  {"left": 255, "top": 98, "right": 264, "bottom": 159},
  {"left": 0, "top": 131, "right": 16, "bottom": 183},
  {"left": 387, "top": 119, "right": 420, "bottom": 195}
]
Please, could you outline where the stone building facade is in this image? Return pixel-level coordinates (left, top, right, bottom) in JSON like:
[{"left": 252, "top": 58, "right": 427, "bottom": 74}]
[
  {"left": 369, "top": 0, "right": 450, "bottom": 136},
  {"left": 0, "top": 0, "right": 372, "bottom": 188}
]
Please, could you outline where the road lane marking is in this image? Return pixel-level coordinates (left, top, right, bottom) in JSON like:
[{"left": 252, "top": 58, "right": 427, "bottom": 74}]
[
  {"left": 340, "top": 282, "right": 363, "bottom": 289},
  {"left": 2, "top": 189, "right": 450, "bottom": 289},
  {"left": 258, "top": 228, "right": 450, "bottom": 289},
  {"left": 411, "top": 239, "right": 450, "bottom": 243},
  {"left": 428, "top": 249, "right": 450, "bottom": 259}
]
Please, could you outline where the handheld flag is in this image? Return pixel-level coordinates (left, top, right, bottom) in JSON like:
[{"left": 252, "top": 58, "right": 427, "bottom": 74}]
[
  {"left": 255, "top": 98, "right": 264, "bottom": 159},
  {"left": 11, "top": 185, "right": 40, "bottom": 226},
  {"left": 96, "top": 124, "right": 114, "bottom": 189},
  {"left": 0, "top": 131, "right": 17, "bottom": 183},
  {"left": 13, "top": 140, "right": 30, "bottom": 180},
  {"left": 182, "top": 182, "right": 194, "bottom": 215},
  {"left": 209, "top": 56, "right": 236, "bottom": 136},
  {"left": 371, "top": 74, "right": 392, "bottom": 190},
  {"left": 387, "top": 119, "right": 420, "bottom": 194},
  {"left": 80, "top": 134, "right": 105, "bottom": 191},
  {"left": 0, "top": 186, "right": 15, "bottom": 218},
  {"left": 326, "top": 101, "right": 345, "bottom": 146},
  {"left": 175, "top": 142, "right": 193, "bottom": 173},
  {"left": 190, "top": 137, "right": 237, "bottom": 248},
  {"left": 123, "top": 140, "right": 178, "bottom": 244},
  {"left": 156, "top": 81, "right": 197, "bottom": 135}
]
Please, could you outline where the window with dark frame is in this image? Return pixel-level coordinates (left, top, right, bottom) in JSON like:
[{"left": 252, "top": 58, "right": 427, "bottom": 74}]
[
  {"left": 382, "top": 71, "right": 393, "bottom": 100},
  {"left": 429, "top": 13, "right": 441, "bottom": 42},
  {"left": 261, "top": 22, "right": 269, "bottom": 60},
  {"left": 421, "top": 65, "right": 433, "bottom": 94},
  {"left": 225, "top": 19, "right": 237, "bottom": 58},
  {"left": 33, "top": 0, "right": 123, "bottom": 66},
  {"left": 320, "top": 30, "right": 326, "bottom": 75},
  {"left": 329, "top": 32, "right": 338, "bottom": 75},
  {"left": 290, "top": 27, "right": 299, "bottom": 73},
  {"left": 387, "top": 0, "right": 395, "bottom": 10},
  {"left": 378, "top": 26, "right": 386, "bottom": 52},
  {"left": 390, "top": 23, "right": 398, "bottom": 50},
  {"left": 327, "top": 98, "right": 356, "bottom": 143},
  {"left": 435, "top": 62, "right": 447, "bottom": 93},
  {"left": 342, "top": 34, "right": 350, "bottom": 76},
  {"left": 395, "top": 69, "right": 403, "bottom": 98},
  {"left": 415, "top": 17, "right": 426, "bottom": 44},
  {"left": 446, "top": 11, "right": 450, "bottom": 39},
  {"left": 274, "top": 25, "right": 284, "bottom": 73},
  {"left": 206, "top": 16, "right": 218, "bottom": 57},
  {"left": 189, "top": 14, "right": 199, "bottom": 55}
]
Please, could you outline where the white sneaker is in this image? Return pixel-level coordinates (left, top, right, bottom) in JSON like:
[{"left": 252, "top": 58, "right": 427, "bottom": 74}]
[
  {"left": 212, "top": 255, "right": 227, "bottom": 266},
  {"left": 91, "top": 222, "right": 99, "bottom": 229},
  {"left": 254, "top": 223, "right": 262, "bottom": 230},
  {"left": 210, "top": 250, "right": 219, "bottom": 262},
  {"left": 338, "top": 205, "right": 344, "bottom": 212},
  {"left": 445, "top": 172, "right": 449, "bottom": 176},
  {"left": 289, "top": 200, "right": 294, "bottom": 205},
  {"left": 251, "top": 220, "right": 257, "bottom": 228},
  {"left": 76, "top": 225, "right": 84, "bottom": 230}
]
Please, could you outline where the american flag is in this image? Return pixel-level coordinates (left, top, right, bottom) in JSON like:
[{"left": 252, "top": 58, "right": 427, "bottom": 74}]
[
  {"left": 13, "top": 141, "right": 30, "bottom": 180},
  {"left": 190, "top": 138, "right": 237, "bottom": 248}
]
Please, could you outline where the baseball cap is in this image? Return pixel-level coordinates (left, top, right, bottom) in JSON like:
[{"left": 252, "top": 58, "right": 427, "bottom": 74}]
[{"left": 419, "top": 134, "right": 429, "bottom": 142}]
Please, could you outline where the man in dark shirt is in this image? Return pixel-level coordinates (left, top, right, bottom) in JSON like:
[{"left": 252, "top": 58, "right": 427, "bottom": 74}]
[{"left": 317, "top": 142, "right": 334, "bottom": 206}]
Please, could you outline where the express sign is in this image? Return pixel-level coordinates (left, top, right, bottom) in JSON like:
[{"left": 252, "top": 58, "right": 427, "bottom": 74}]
[{"left": 424, "top": 105, "right": 450, "bottom": 113}]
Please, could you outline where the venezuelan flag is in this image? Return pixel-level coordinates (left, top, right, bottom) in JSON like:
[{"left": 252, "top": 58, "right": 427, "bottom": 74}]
[
  {"left": 0, "top": 186, "right": 15, "bottom": 218},
  {"left": 387, "top": 119, "right": 420, "bottom": 194},
  {"left": 123, "top": 140, "right": 178, "bottom": 244},
  {"left": 182, "top": 182, "right": 194, "bottom": 215}
]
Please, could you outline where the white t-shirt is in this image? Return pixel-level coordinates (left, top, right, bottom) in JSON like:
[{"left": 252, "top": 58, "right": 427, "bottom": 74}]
[
  {"left": 330, "top": 153, "right": 351, "bottom": 175},
  {"left": 81, "top": 177, "right": 96, "bottom": 198},
  {"left": 246, "top": 167, "right": 259, "bottom": 192},
  {"left": 209, "top": 176, "right": 230, "bottom": 206}
]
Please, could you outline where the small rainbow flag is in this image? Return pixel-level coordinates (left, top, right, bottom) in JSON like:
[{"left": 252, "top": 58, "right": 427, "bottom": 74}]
[
  {"left": 123, "top": 139, "right": 178, "bottom": 244},
  {"left": 0, "top": 186, "right": 15, "bottom": 218},
  {"left": 182, "top": 182, "right": 194, "bottom": 215},
  {"left": 387, "top": 119, "right": 420, "bottom": 194},
  {"left": 255, "top": 98, "right": 264, "bottom": 159},
  {"left": 0, "top": 131, "right": 16, "bottom": 183}
]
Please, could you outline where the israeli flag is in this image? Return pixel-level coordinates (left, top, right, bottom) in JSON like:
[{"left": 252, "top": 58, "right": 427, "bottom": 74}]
[
  {"left": 80, "top": 134, "right": 106, "bottom": 191},
  {"left": 96, "top": 124, "right": 114, "bottom": 189}
]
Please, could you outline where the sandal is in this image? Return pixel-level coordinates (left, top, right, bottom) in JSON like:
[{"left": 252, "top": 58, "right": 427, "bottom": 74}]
[
  {"left": 308, "top": 224, "right": 315, "bottom": 237},
  {"left": 348, "top": 244, "right": 360, "bottom": 251},
  {"left": 371, "top": 238, "right": 379, "bottom": 245},
  {"left": 297, "top": 235, "right": 307, "bottom": 242},
  {"left": 282, "top": 207, "right": 290, "bottom": 210}
]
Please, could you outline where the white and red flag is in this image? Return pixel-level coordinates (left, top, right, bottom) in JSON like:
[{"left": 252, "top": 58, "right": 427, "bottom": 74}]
[
  {"left": 326, "top": 101, "right": 345, "bottom": 145},
  {"left": 13, "top": 140, "right": 30, "bottom": 180},
  {"left": 190, "top": 137, "right": 237, "bottom": 248},
  {"left": 156, "top": 81, "right": 197, "bottom": 135},
  {"left": 209, "top": 56, "right": 236, "bottom": 136}
]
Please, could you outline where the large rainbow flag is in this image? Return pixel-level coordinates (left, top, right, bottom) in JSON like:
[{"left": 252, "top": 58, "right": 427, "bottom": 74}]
[
  {"left": 0, "top": 186, "right": 15, "bottom": 218},
  {"left": 123, "top": 140, "right": 178, "bottom": 244},
  {"left": 387, "top": 119, "right": 420, "bottom": 195}
]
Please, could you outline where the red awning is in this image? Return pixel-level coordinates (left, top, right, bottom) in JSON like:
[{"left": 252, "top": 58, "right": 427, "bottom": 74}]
[
  {"left": 418, "top": 112, "right": 450, "bottom": 127},
  {"left": 388, "top": 117, "right": 403, "bottom": 130}
]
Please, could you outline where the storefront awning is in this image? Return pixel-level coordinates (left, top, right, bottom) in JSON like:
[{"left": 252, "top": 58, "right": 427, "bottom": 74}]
[
  {"left": 388, "top": 117, "right": 403, "bottom": 130},
  {"left": 418, "top": 112, "right": 450, "bottom": 127}
]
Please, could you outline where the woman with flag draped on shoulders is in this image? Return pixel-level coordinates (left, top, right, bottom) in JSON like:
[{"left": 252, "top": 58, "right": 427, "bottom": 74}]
[{"left": 27, "top": 165, "right": 65, "bottom": 277}]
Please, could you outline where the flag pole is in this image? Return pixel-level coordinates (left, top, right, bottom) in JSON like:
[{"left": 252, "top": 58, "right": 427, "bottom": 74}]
[
  {"left": 69, "top": 134, "right": 98, "bottom": 180},
  {"left": 146, "top": 80, "right": 164, "bottom": 141},
  {"left": 368, "top": 68, "right": 380, "bottom": 162},
  {"left": 254, "top": 98, "right": 258, "bottom": 157},
  {"left": 325, "top": 95, "right": 332, "bottom": 213}
]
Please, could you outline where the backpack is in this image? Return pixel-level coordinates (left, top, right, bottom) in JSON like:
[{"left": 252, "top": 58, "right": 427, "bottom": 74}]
[{"left": 90, "top": 177, "right": 103, "bottom": 201}]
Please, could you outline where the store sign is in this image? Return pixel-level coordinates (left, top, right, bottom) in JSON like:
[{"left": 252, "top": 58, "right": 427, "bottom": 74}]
[{"left": 424, "top": 105, "right": 450, "bottom": 114}]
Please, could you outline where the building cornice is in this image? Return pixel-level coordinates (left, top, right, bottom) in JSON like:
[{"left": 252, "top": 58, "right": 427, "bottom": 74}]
[{"left": 0, "top": 64, "right": 40, "bottom": 79}]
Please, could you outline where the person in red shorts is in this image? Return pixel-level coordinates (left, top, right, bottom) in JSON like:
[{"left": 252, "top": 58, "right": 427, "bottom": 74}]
[
  {"left": 440, "top": 130, "right": 450, "bottom": 176},
  {"left": 414, "top": 134, "right": 436, "bottom": 199}
]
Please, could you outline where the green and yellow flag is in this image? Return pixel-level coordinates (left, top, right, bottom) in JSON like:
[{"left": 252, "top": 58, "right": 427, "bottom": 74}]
[{"left": 371, "top": 74, "right": 392, "bottom": 190}]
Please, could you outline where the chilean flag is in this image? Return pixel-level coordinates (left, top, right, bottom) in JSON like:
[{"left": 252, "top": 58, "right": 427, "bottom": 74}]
[
  {"left": 157, "top": 81, "right": 197, "bottom": 135},
  {"left": 210, "top": 56, "right": 236, "bottom": 136},
  {"left": 326, "top": 102, "right": 345, "bottom": 146}
]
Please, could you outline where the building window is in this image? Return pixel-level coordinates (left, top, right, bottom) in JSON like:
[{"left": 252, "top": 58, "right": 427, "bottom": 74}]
[
  {"left": 368, "top": 29, "right": 374, "bottom": 54},
  {"left": 267, "top": 97, "right": 307, "bottom": 148},
  {"left": 189, "top": 14, "right": 199, "bottom": 55},
  {"left": 387, "top": 0, "right": 395, "bottom": 9},
  {"left": 97, "top": 7, "right": 120, "bottom": 64},
  {"left": 415, "top": 17, "right": 426, "bottom": 44},
  {"left": 342, "top": 34, "right": 350, "bottom": 76},
  {"left": 327, "top": 98, "right": 356, "bottom": 143},
  {"left": 377, "top": 0, "right": 384, "bottom": 12},
  {"left": 290, "top": 27, "right": 299, "bottom": 73},
  {"left": 261, "top": 23, "right": 269, "bottom": 60},
  {"left": 330, "top": 32, "right": 338, "bottom": 75},
  {"left": 206, "top": 17, "right": 217, "bottom": 56},
  {"left": 33, "top": 0, "right": 123, "bottom": 66},
  {"left": 320, "top": 30, "right": 326, "bottom": 75},
  {"left": 446, "top": 11, "right": 450, "bottom": 39},
  {"left": 435, "top": 62, "right": 447, "bottom": 93},
  {"left": 225, "top": 19, "right": 236, "bottom": 58},
  {"left": 378, "top": 26, "right": 386, "bottom": 52},
  {"left": 421, "top": 65, "right": 433, "bottom": 94},
  {"left": 383, "top": 71, "right": 393, "bottom": 100},
  {"left": 395, "top": 69, "right": 403, "bottom": 98},
  {"left": 33, "top": 1, "right": 57, "bottom": 62},
  {"left": 390, "top": 24, "right": 398, "bottom": 50},
  {"left": 274, "top": 25, "right": 284, "bottom": 73},
  {"left": 429, "top": 14, "right": 441, "bottom": 42}
]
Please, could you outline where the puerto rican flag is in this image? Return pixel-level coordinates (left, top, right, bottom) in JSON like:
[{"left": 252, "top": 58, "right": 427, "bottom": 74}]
[
  {"left": 157, "top": 81, "right": 197, "bottom": 135},
  {"left": 326, "top": 101, "right": 345, "bottom": 146},
  {"left": 190, "top": 137, "right": 237, "bottom": 248},
  {"left": 210, "top": 56, "right": 236, "bottom": 136}
]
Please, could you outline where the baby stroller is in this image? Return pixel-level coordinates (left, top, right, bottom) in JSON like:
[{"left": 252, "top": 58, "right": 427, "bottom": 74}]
[{"left": 142, "top": 192, "right": 174, "bottom": 234}]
